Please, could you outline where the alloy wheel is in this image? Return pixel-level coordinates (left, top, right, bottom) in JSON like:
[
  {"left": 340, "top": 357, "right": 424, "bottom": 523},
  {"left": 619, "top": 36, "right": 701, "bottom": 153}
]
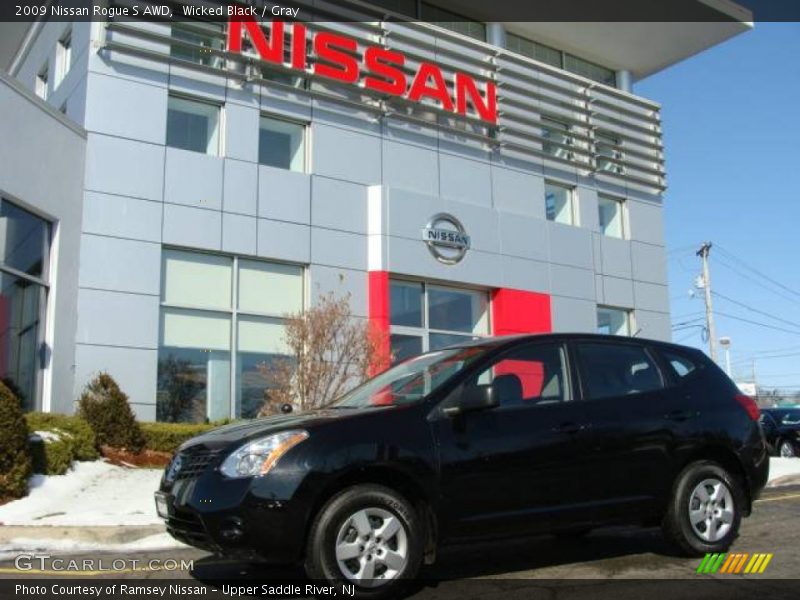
[
  {"left": 780, "top": 441, "right": 796, "bottom": 458},
  {"left": 687, "top": 478, "right": 735, "bottom": 542},
  {"left": 335, "top": 507, "right": 409, "bottom": 587}
]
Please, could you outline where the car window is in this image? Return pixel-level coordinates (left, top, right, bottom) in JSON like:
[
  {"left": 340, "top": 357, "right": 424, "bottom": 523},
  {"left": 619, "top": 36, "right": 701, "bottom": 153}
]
[
  {"left": 469, "top": 343, "right": 569, "bottom": 409},
  {"left": 660, "top": 350, "right": 698, "bottom": 379},
  {"left": 576, "top": 342, "right": 664, "bottom": 400}
]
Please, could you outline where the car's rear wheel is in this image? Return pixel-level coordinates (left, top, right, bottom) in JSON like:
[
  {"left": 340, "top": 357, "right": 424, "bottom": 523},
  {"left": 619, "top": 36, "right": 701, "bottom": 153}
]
[
  {"left": 305, "top": 485, "right": 423, "bottom": 598},
  {"left": 779, "top": 440, "right": 796, "bottom": 458},
  {"left": 662, "top": 461, "right": 744, "bottom": 556}
]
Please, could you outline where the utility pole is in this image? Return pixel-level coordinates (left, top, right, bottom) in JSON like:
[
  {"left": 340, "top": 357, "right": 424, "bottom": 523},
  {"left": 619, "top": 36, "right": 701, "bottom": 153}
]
[{"left": 697, "top": 242, "right": 718, "bottom": 363}]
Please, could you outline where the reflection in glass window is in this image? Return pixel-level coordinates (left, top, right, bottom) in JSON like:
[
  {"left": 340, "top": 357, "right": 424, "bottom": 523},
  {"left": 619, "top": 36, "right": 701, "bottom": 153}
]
[
  {"left": 420, "top": 2, "right": 486, "bottom": 41},
  {"left": 171, "top": 23, "right": 224, "bottom": 68},
  {"left": 597, "top": 306, "right": 631, "bottom": 336},
  {"left": 389, "top": 280, "right": 489, "bottom": 364},
  {"left": 166, "top": 96, "right": 220, "bottom": 155},
  {"left": 596, "top": 131, "right": 623, "bottom": 174},
  {"left": 506, "top": 33, "right": 561, "bottom": 68},
  {"left": 541, "top": 116, "right": 572, "bottom": 160},
  {"left": 545, "top": 182, "right": 576, "bottom": 225},
  {"left": 598, "top": 195, "right": 625, "bottom": 239},
  {"left": 576, "top": 343, "right": 663, "bottom": 400},
  {"left": 259, "top": 116, "right": 305, "bottom": 172},
  {"left": 0, "top": 199, "right": 50, "bottom": 411},
  {"left": 390, "top": 281, "right": 423, "bottom": 328},
  {"left": 564, "top": 54, "right": 617, "bottom": 87},
  {"left": 157, "top": 250, "right": 303, "bottom": 422}
]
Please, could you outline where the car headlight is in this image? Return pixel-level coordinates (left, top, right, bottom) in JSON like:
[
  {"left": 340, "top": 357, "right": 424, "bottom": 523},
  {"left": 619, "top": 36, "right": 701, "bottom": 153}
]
[{"left": 220, "top": 430, "right": 309, "bottom": 479}]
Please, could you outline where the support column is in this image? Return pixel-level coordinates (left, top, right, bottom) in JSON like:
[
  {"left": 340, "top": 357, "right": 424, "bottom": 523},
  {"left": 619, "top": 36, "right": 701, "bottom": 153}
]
[
  {"left": 486, "top": 22, "right": 507, "bottom": 48},
  {"left": 616, "top": 69, "right": 634, "bottom": 93}
]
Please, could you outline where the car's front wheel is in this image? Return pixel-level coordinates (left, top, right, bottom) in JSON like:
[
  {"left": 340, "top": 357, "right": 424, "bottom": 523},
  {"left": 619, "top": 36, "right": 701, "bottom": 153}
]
[
  {"left": 305, "top": 484, "right": 424, "bottom": 598},
  {"left": 662, "top": 461, "right": 744, "bottom": 556},
  {"left": 779, "top": 439, "right": 796, "bottom": 458}
]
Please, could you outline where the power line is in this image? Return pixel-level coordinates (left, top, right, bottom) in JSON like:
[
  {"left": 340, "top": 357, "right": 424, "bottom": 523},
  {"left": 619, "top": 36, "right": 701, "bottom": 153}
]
[
  {"left": 716, "top": 245, "right": 800, "bottom": 300},
  {"left": 715, "top": 310, "right": 800, "bottom": 336},
  {"left": 712, "top": 291, "right": 800, "bottom": 330}
]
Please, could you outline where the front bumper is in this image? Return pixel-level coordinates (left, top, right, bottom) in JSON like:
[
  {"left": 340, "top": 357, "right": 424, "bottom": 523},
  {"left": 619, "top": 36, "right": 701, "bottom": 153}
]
[{"left": 156, "top": 454, "right": 312, "bottom": 563}]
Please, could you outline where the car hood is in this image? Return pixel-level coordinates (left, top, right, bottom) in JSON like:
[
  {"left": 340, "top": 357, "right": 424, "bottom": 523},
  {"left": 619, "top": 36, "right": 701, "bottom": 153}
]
[{"left": 177, "top": 408, "right": 390, "bottom": 452}]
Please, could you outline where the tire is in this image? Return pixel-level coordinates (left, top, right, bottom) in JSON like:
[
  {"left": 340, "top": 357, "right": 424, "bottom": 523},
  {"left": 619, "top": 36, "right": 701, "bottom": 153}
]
[
  {"left": 662, "top": 461, "right": 744, "bottom": 557},
  {"left": 779, "top": 440, "right": 796, "bottom": 458},
  {"left": 304, "top": 485, "right": 424, "bottom": 599}
]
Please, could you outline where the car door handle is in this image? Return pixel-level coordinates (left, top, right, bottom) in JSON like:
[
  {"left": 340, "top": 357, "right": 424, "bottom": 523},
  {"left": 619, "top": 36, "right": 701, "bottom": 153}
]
[
  {"left": 665, "top": 409, "right": 696, "bottom": 422},
  {"left": 553, "top": 422, "right": 586, "bottom": 434}
]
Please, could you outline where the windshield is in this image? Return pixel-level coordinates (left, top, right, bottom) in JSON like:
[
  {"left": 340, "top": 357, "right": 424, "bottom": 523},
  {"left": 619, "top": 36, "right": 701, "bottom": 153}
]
[{"left": 331, "top": 345, "right": 494, "bottom": 408}]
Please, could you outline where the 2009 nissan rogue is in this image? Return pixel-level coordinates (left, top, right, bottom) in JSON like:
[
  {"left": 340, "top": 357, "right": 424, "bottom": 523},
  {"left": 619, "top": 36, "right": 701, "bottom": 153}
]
[{"left": 156, "top": 334, "right": 768, "bottom": 596}]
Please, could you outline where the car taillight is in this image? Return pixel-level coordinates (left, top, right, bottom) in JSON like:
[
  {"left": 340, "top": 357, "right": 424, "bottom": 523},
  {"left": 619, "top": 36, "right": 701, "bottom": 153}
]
[{"left": 735, "top": 394, "right": 760, "bottom": 421}]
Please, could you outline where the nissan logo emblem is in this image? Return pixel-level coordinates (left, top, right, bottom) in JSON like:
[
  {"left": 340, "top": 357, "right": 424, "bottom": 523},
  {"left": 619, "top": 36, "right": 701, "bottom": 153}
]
[
  {"left": 165, "top": 454, "right": 183, "bottom": 482},
  {"left": 421, "top": 213, "right": 471, "bottom": 265}
]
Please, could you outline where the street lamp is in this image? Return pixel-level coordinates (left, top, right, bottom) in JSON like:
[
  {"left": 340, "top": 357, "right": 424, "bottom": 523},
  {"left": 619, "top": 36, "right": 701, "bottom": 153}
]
[{"left": 719, "top": 337, "right": 732, "bottom": 377}]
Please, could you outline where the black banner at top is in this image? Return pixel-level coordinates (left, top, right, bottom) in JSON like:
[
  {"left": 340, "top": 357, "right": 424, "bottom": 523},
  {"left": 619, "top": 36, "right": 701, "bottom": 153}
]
[{"left": 0, "top": 0, "right": 794, "bottom": 23}]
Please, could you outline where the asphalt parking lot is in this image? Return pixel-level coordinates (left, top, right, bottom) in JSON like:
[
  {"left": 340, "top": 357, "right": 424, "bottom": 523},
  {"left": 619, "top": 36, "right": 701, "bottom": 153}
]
[{"left": 3, "top": 486, "right": 799, "bottom": 599}]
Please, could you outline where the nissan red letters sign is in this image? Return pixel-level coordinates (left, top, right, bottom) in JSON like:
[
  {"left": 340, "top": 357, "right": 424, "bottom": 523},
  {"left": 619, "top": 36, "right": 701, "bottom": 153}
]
[{"left": 227, "top": 19, "right": 498, "bottom": 124}]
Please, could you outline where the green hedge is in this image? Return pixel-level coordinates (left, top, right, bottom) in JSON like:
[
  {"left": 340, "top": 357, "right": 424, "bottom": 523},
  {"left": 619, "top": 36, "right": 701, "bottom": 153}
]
[
  {"left": 25, "top": 413, "right": 98, "bottom": 461},
  {"left": 140, "top": 420, "right": 232, "bottom": 454},
  {"left": 25, "top": 413, "right": 98, "bottom": 475},
  {"left": 0, "top": 381, "right": 32, "bottom": 498}
]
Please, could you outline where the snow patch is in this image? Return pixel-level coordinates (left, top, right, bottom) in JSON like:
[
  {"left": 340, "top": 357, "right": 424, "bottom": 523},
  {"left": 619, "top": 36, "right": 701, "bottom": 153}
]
[{"left": 0, "top": 461, "right": 164, "bottom": 526}]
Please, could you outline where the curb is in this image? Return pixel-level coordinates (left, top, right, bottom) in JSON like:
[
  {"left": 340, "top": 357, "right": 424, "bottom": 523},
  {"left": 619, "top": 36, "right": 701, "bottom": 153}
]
[
  {"left": 767, "top": 474, "right": 800, "bottom": 488},
  {"left": 0, "top": 524, "right": 165, "bottom": 546}
]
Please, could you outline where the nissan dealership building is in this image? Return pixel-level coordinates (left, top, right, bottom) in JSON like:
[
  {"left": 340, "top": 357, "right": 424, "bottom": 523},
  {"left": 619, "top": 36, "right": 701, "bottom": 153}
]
[{"left": 0, "top": 0, "right": 751, "bottom": 421}]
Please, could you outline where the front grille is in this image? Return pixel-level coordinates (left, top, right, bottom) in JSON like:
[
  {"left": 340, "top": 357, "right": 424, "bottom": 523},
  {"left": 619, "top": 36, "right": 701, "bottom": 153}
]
[
  {"left": 166, "top": 508, "right": 217, "bottom": 552},
  {"left": 174, "top": 448, "right": 223, "bottom": 481}
]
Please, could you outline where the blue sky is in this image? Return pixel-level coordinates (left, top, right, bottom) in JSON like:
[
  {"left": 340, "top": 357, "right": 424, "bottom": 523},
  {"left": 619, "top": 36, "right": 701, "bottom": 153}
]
[{"left": 636, "top": 22, "right": 800, "bottom": 394}]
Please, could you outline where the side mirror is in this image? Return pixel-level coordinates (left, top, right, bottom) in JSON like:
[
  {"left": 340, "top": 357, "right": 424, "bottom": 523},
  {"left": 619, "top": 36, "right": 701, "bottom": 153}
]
[{"left": 442, "top": 384, "right": 498, "bottom": 417}]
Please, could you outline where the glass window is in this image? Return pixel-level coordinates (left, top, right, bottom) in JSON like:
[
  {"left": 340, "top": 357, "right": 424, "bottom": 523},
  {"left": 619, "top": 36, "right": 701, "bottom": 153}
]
[
  {"left": 541, "top": 116, "right": 572, "bottom": 160},
  {"left": 545, "top": 182, "right": 576, "bottom": 225},
  {"left": 661, "top": 350, "right": 698, "bottom": 379},
  {"left": 157, "top": 250, "right": 304, "bottom": 422},
  {"left": 334, "top": 346, "right": 492, "bottom": 408},
  {"left": 428, "top": 286, "right": 488, "bottom": 334},
  {"left": 597, "top": 306, "right": 631, "bottom": 336},
  {"left": 598, "top": 195, "right": 625, "bottom": 239},
  {"left": 470, "top": 343, "right": 568, "bottom": 408},
  {"left": 596, "top": 131, "right": 623, "bottom": 173},
  {"left": 368, "top": 0, "right": 418, "bottom": 17},
  {"left": 35, "top": 64, "right": 48, "bottom": 100},
  {"left": 506, "top": 33, "right": 562, "bottom": 68},
  {"left": 389, "top": 280, "right": 489, "bottom": 363},
  {"left": 259, "top": 116, "right": 305, "bottom": 172},
  {"left": 0, "top": 200, "right": 50, "bottom": 412},
  {"left": 577, "top": 343, "right": 664, "bottom": 400},
  {"left": 161, "top": 250, "right": 232, "bottom": 310},
  {"left": 166, "top": 95, "right": 220, "bottom": 155},
  {"left": 564, "top": 54, "right": 617, "bottom": 87},
  {"left": 389, "top": 334, "right": 423, "bottom": 363},
  {"left": 238, "top": 260, "right": 303, "bottom": 315},
  {"left": 171, "top": 23, "right": 224, "bottom": 68},
  {"left": 390, "top": 280, "right": 423, "bottom": 328},
  {"left": 56, "top": 29, "right": 72, "bottom": 87},
  {"left": 0, "top": 200, "right": 49, "bottom": 278},
  {"left": 420, "top": 2, "right": 486, "bottom": 41}
]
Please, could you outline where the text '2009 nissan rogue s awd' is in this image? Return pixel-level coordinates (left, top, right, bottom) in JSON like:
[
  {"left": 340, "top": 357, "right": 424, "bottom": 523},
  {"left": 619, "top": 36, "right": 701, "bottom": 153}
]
[{"left": 155, "top": 334, "right": 768, "bottom": 596}]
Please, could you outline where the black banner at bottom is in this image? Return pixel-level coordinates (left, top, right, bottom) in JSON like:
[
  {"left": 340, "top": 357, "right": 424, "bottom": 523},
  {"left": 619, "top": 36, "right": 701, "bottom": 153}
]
[{"left": 1, "top": 579, "right": 800, "bottom": 600}]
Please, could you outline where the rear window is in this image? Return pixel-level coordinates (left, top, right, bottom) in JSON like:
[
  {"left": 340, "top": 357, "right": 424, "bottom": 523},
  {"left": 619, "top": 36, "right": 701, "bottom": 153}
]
[
  {"left": 661, "top": 350, "right": 699, "bottom": 380},
  {"left": 576, "top": 342, "right": 664, "bottom": 400}
]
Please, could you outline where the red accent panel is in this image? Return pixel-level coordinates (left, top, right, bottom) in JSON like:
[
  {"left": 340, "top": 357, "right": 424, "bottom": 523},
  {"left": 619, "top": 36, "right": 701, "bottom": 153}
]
[
  {"left": 491, "top": 288, "right": 552, "bottom": 336},
  {"left": 494, "top": 359, "right": 545, "bottom": 399},
  {"left": 368, "top": 271, "right": 390, "bottom": 375}
]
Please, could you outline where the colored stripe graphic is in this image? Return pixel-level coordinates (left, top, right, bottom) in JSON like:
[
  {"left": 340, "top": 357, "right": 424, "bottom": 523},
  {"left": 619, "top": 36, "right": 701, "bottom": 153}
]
[{"left": 699, "top": 553, "right": 774, "bottom": 575}]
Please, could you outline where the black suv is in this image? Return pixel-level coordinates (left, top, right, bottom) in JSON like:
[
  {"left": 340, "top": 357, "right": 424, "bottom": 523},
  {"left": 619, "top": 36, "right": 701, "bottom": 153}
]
[
  {"left": 156, "top": 334, "right": 768, "bottom": 595},
  {"left": 760, "top": 407, "right": 800, "bottom": 457}
]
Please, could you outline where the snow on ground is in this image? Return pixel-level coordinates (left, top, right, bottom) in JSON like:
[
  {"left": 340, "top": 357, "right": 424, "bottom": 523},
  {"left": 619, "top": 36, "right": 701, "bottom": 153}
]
[
  {"left": 768, "top": 457, "right": 800, "bottom": 485},
  {"left": 0, "top": 461, "right": 164, "bottom": 526},
  {"left": 0, "top": 534, "right": 185, "bottom": 562}
]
